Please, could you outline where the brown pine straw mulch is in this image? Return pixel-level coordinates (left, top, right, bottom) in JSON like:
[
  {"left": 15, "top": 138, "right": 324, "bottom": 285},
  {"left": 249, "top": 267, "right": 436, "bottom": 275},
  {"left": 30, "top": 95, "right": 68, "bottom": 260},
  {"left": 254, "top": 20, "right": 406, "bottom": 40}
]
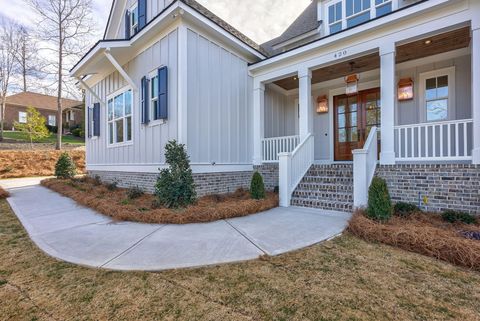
[
  {"left": 0, "top": 186, "right": 10, "bottom": 199},
  {"left": 41, "top": 177, "right": 279, "bottom": 225},
  {"left": 348, "top": 210, "right": 480, "bottom": 271},
  {"left": 0, "top": 150, "right": 85, "bottom": 179}
]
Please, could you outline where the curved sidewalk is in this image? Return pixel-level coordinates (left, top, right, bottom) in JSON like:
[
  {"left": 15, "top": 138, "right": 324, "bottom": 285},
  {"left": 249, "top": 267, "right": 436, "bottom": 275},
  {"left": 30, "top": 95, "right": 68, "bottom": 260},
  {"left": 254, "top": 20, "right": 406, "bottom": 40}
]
[{"left": 1, "top": 177, "right": 351, "bottom": 271}]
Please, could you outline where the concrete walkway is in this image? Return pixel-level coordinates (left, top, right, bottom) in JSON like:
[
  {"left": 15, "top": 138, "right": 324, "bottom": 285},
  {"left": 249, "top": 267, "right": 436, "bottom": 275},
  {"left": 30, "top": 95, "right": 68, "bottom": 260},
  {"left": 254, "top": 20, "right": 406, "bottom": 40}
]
[{"left": 1, "top": 177, "right": 351, "bottom": 271}]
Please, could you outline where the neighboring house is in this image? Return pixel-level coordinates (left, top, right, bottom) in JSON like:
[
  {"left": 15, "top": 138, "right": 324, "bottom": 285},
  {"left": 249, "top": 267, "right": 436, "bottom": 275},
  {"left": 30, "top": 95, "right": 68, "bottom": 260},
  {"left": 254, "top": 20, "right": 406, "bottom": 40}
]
[
  {"left": 71, "top": 0, "right": 480, "bottom": 214},
  {"left": 4, "top": 92, "right": 84, "bottom": 132}
]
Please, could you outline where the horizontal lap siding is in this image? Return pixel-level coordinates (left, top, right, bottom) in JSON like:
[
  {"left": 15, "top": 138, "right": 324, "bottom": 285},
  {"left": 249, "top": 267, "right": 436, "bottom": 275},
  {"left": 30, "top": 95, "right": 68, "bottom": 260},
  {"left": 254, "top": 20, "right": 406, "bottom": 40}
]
[
  {"left": 86, "top": 29, "right": 178, "bottom": 166},
  {"left": 186, "top": 29, "right": 252, "bottom": 165}
]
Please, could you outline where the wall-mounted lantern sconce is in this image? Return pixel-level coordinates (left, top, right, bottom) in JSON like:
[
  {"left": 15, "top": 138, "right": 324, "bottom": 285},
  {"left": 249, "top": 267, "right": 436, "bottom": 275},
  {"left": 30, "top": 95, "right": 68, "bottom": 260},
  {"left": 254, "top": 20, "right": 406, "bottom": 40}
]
[
  {"left": 398, "top": 78, "right": 414, "bottom": 101},
  {"left": 316, "top": 95, "right": 328, "bottom": 114},
  {"left": 345, "top": 74, "right": 359, "bottom": 95}
]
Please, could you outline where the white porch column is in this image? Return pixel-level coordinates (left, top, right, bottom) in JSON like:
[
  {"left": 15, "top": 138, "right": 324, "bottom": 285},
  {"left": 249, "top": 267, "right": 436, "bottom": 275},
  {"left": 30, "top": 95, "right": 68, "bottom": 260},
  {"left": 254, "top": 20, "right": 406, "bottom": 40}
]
[
  {"left": 253, "top": 82, "right": 265, "bottom": 165},
  {"left": 472, "top": 24, "right": 480, "bottom": 164},
  {"left": 379, "top": 43, "right": 396, "bottom": 165},
  {"left": 298, "top": 67, "right": 313, "bottom": 140}
]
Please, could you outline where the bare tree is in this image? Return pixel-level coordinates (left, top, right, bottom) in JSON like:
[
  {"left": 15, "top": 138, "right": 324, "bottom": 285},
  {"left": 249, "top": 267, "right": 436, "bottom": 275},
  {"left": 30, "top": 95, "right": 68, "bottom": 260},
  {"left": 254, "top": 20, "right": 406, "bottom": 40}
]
[
  {"left": 14, "top": 26, "right": 46, "bottom": 93},
  {"left": 0, "top": 19, "right": 20, "bottom": 142},
  {"left": 26, "top": 0, "right": 95, "bottom": 150}
]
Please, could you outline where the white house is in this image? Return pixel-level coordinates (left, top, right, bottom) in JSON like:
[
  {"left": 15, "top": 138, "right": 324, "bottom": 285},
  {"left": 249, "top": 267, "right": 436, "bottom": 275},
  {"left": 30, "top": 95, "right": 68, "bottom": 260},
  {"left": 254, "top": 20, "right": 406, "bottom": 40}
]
[{"left": 71, "top": 0, "right": 480, "bottom": 214}]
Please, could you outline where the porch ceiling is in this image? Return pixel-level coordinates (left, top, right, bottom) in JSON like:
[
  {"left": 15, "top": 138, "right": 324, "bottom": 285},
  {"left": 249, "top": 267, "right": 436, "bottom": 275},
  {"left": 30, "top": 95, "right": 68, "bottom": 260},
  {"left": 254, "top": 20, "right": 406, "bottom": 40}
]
[{"left": 273, "top": 27, "right": 471, "bottom": 91}]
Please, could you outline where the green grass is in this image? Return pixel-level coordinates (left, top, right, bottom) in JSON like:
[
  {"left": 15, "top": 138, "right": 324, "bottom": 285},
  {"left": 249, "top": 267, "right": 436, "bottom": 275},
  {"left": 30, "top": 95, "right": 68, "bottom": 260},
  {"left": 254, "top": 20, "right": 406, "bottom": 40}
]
[
  {"left": 3, "top": 131, "right": 84, "bottom": 145},
  {"left": 1, "top": 199, "right": 479, "bottom": 320}
]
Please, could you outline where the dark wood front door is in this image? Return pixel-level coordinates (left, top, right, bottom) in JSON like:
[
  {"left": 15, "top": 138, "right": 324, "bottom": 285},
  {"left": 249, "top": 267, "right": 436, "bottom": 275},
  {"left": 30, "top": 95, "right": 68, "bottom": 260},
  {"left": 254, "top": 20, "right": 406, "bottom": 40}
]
[{"left": 334, "top": 88, "right": 381, "bottom": 161}]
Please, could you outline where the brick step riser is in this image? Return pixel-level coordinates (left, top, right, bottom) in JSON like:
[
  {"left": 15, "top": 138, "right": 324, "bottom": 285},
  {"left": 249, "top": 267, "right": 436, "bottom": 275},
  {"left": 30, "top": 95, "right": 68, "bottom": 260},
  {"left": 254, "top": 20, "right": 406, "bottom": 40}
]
[
  {"left": 291, "top": 200, "right": 353, "bottom": 211},
  {"left": 295, "top": 184, "right": 353, "bottom": 192},
  {"left": 292, "top": 194, "right": 353, "bottom": 202}
]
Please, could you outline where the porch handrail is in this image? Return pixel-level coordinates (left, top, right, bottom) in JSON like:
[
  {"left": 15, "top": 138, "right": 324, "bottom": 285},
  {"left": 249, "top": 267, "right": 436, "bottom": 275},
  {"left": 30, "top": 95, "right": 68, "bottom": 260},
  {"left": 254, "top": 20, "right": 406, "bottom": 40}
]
[
  {"left": 353, "top": 126, "right": 378, "bottom": 208},
  {"left": 395, "top": 119, "right": 473, "bottom": 161},
  {"left": 278, "top": 133, "right": 314, "bottom": 207},
  {"left": 262, "top": 135, "right": 300, "bottom": 162}
]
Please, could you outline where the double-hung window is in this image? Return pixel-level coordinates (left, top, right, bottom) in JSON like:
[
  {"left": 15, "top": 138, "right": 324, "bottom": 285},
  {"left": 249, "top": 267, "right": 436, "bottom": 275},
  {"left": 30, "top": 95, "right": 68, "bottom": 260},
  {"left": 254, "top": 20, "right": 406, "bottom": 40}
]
[
  {"left": 130, "top": 3, "right": 138, "bottom": 36},
  {"left": 48, "top": 115, "right": 56, "bottom": 126},
  {"left": 346, "top": 0, "right": 370, "bottom": 28},
  {"left": 107, "top": 89, "right": 133, "bottom": 145},
  {"left": 328, "top": 1, "right": 343, "bottom": 35},
  {"left": 420, "top": 67, "right": 455, "bottom": 122},
  {"left": 150, "top": 73, "right": 160, "bottom": 121},
  {"left": 18, "top": 111, "right": 27, "bottom": 123}
]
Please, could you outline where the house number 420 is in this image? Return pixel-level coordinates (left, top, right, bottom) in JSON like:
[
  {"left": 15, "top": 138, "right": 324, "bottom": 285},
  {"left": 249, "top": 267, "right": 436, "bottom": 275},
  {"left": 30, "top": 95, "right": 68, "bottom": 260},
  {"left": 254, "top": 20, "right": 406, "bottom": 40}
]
[{"left": 334, "top": 50, "right": 347, "bottom": 59}]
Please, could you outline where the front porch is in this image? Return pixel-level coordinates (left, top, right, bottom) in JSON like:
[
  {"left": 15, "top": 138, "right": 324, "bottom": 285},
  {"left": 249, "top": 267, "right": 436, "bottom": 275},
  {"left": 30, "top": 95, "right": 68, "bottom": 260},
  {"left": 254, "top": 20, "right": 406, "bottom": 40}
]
[{"left": 251, "top": 23, "right": 480, "bottom": 208}]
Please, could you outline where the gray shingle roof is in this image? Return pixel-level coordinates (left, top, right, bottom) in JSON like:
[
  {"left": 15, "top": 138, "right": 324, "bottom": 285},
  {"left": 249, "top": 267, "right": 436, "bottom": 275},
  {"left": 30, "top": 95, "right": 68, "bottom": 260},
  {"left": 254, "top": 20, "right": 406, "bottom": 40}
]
[{"left": 261, "top": 1, "right": 320, "bottom": 56}]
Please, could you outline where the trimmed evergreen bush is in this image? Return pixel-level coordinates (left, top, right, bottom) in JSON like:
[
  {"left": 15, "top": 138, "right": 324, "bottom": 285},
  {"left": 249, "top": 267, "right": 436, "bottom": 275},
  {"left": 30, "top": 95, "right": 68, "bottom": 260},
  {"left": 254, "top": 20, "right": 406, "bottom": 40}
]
[
  {"left": 394, "top": 202, "right": 420, "bottom": 217},
  {"left": 127, "top": 186, "right": 144, "bottom": 200},
  {"left": 155, "top": 140, "right": 196, "bottom": 208},
  {"left": 54, "top": 152, "right": 77, "bottom": 179},
  {"left": 366, "top": 177, "right": 393, "bottom": 222},
  {"left": 442, "top": 210, "right": 477, "bottom": 225},
  {"left": 250, "top": 171, "right": 266, "bottom": 200}
]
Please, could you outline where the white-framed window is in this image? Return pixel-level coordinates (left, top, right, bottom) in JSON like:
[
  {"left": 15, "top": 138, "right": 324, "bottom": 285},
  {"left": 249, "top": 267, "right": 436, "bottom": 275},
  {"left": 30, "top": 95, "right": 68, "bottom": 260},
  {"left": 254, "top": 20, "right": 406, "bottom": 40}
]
[
  {"left": 325, "top": 0, "right": 394, "bottom": 35},
  {"left": 18, "top": 111, "right": 27, "bottom": 123},
  {"left": 150, "top": 72, "right": 159, "bottom": 121},
  {"left": 107, "top": 88, "right": 133, "bottom": 146},
  {"left": 69, "top": 110, "right": 75, "bottom": 121},
  {"left": 419, "top": 67, "right": 455, "bottom": 123},
  {"left": 327, "top": 1, "right": 343, "bottom": 34},
  {"left": 130, "top": 3, "right": 139, "bottom": 36},
  {"left": 48, "top": 115, "right": 56, "bottom": 126}
]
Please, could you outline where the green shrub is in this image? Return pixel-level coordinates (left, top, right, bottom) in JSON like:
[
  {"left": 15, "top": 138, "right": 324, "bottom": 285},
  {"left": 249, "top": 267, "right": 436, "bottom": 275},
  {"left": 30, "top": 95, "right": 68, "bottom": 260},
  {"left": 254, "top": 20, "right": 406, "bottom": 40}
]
[
  {"left": 441, "top": 210, "right": 477, "bottom": 225},
  {"left": 250, "top": 171, "right": 266, "bottom": 200},
  {"left": 71, "top": 128, "right": 82, "bottom": 137},
  {"left": 54, "top": 152, "right": 77, "bottom": 179},
  {"left": 127, "top": 186, "right": 144, "bottom": 200},
  {"left": 106, "top": 182, "right": 118, "bottom": 191},
  {"left": 366, "top": 177, "right": 393, "bottom": 222},
  {"left": 394, "top": 202, "right": 420, "bottom": 217},
  {"left": 155, "top": 140, "right": 196, "bottom": 208}
]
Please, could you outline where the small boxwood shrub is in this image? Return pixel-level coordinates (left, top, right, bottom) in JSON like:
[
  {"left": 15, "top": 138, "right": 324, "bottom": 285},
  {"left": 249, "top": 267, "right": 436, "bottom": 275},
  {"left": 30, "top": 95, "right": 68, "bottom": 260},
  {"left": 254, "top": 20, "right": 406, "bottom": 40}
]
[
  {"left": 394, "top": 202, "right": 420, "bottom": 217},
  {"left": 250, "top": 171, "right": 266, "bottom": 200},
  {"left": 442, "top": 210, "right": 477, "bottom": 225},
  {"left": 127, "top": 186, "right": 144, "bottom": 200},
  {"left": 155, "top": 140, "right": 196, "bottom": 208},
  {"left": 366, "top": 177, "right": 393, "bottom": 222},
  {"left": 55, "top": 152, "right": 77, "bottom": 179}
]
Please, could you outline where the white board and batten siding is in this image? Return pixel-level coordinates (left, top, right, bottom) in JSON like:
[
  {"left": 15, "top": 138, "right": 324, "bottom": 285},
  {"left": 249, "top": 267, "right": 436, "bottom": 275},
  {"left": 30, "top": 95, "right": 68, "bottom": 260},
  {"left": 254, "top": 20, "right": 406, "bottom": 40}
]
[
  {"left": 186, "top": 28, "right": 253, "bottom": 165},
  {"left": 86, "top": 29, "right": 178, "bottom": 166}
]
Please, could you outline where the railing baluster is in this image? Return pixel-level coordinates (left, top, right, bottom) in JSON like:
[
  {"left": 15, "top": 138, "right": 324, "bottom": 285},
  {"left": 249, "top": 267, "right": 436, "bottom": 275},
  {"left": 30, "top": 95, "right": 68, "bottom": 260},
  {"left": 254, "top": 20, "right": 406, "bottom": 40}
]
[
  {"left": 411, "top": 127, "right": 414, "bottom": 158},
  {"left": 447, "top": 124, "right": 451, "bottom": 157},
  {"left": 418, "top": 125, "right": 422, "bottom": 158},
  {"left": 425, "top": 125, "right": 429, "bottom": 158},
  {"left": 455, "top": 123, "right": 459, "bottom": 157},
  {"left": 432, "top": 124, "right": 436, "bottom": 158},
  {"left": 463, "top": 123, "right": 467, "bottom": 157},
  {"left": 440, "top": 124, "right": 443, "bottom": 158}
]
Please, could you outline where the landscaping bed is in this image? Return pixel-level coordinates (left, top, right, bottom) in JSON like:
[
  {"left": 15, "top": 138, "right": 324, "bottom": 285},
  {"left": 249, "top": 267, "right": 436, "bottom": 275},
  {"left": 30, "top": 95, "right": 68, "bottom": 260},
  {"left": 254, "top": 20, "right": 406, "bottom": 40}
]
[
  {"left": 41, "top": 177, "right": 279, "bottom": 224},
  {"left": 348, "top": 210, "right": 480, "bottom": 270},
  {"left": 0, "top": 150, "right": 85, "bottom": 179}
]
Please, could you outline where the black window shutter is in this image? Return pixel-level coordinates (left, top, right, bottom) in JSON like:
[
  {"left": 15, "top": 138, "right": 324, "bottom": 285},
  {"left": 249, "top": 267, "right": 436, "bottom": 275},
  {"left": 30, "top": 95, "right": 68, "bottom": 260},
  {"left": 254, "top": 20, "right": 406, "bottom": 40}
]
[
  {"left": 87, "top": 107, "right": 92, "bottom": 138},
  {"left": 158, "top": 66, "right": 168, "bottom": 120},
  {"left": 93, "top": 103, "right": 100, "bottom": 137},
  {"left": 141, "top": 76, "right": 149, "bottom": 124},
  {"left": 138, "top": 0, "right": 147, "bottom": 30},
  {"left": 125, "top": 11, "right": 131, "bottom": 38}
]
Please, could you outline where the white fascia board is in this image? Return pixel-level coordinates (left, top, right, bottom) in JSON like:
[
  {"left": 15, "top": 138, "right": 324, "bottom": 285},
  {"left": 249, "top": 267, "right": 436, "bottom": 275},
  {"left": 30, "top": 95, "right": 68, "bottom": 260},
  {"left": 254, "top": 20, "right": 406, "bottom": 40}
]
[
  {"left": 70, "top": 41, "right": 128, "bottom": 77},
  {"left": 249, "top": 0, "right": 460, "bottom": 74},
  {"left": 87, "top": 164, "right": 254, "bottom": 173},
  {"left": 251, "top": 1, "right": 471, "bottom": 85},
  {"left": 177, "top": 2, "right": 266, "bottom": 60}
]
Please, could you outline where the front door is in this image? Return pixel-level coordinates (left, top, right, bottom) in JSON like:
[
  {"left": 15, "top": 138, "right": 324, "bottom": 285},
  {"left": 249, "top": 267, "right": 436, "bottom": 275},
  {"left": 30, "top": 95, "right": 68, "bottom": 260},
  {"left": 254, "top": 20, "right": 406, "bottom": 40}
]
[{"left": 334, "top": 88, "right": 381, "bottom": 161}]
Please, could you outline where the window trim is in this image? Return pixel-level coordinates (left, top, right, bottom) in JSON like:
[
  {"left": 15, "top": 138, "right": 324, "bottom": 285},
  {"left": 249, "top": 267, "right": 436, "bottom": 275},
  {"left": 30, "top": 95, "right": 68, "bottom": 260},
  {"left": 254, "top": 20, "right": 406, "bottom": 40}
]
[
  {"left": 48, "top": 115, "right": 56, "bottom": 127},
  {"left": 129, "top": 2, "right": 139, "bottom": 36},
  {"left": 419, "top": 66, "right": 456, "bottom": 123},
  {"left": 147, "top": 68, "right": 166, "bottom": 127},
  {"left": 106, "top": 86, "right": 134, "bottom": 148},
  {"left": 18, "top": 111, "right": 27, "bottom": 123}
]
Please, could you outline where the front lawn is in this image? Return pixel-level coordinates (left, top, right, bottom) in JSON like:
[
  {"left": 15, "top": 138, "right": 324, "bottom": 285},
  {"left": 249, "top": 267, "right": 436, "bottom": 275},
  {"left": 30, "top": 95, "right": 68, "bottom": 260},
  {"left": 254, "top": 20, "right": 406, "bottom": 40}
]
[
  {"left": 1, "top": 199, "right": 479, "bottom": 320},
  {"left": 3, "top": 131, "right": 84, "bottom": 145}
]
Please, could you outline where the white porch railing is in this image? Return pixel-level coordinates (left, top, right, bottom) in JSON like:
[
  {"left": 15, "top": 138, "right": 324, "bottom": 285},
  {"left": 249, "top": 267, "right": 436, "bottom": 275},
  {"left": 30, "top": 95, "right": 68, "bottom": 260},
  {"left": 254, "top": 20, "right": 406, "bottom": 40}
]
[
  {"left": 262, "top": 135, "right": 300, "bottom": 162},
  {"left": 395, "top": 119, "right": 473, "bottom": 161},
  {"left": 278, "top": 134, "right": 314, "bottom": 207},
  {"left": 353, "top": 127, "right": 378, "bottom": 208}
]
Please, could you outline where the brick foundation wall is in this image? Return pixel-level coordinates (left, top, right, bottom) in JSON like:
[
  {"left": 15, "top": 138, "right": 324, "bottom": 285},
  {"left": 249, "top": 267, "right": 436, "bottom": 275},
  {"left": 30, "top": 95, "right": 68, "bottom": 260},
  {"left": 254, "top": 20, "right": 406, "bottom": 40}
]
[
  {"left": 377, "top": 164, "right": 480, "bottom": 215},
  {"left": 88, "top": 170, "right": 254, "bottom": 197},
  {"left": 254, "top": 164, "right": 279, "bottom": 191}
]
